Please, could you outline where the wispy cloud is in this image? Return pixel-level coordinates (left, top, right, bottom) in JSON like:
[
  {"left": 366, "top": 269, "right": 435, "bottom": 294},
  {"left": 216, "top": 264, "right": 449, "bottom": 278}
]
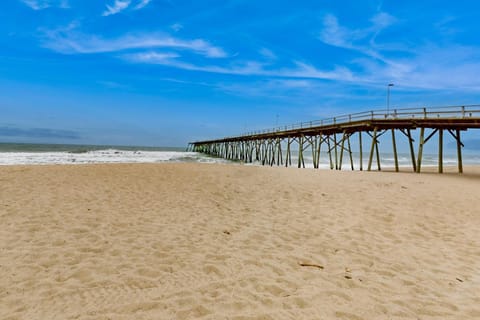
[
  {"left": 103, "top": 0, "right": 131, "bottom": 16},
  {"left": 318, "top": 13, "right": 480, "bottom": 90},
  {"left": 134, "top": 0, "right": 152, "bottom": 10},
  {"left": 319, "top": 12, "right": 399, "bottom": 63},
  {"left": 97, "top": 80, "right": 130, "bottom": 90},
  {"left": 21, "top": 0, "right": 69, "bottom": 10},
  {"left": 170, "top": 23, "right": 183, "bottom": 32},
  {"left": 123, "top": 51, "right": 354, "bottom": 81},
  {"left": 42, "top": 27, "right": 228, "bottom": 58},
  {"left": 102, "top": 0, "right": 152, "bottom": 15},
  {"left": 259, "top": 48, "right": 277, "bottom": 60}
]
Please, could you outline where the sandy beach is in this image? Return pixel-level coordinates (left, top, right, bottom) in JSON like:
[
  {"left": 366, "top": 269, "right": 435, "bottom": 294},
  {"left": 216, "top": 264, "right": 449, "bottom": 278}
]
[{"left": 1, "top": 163, "right": 480, "bottom": 319}]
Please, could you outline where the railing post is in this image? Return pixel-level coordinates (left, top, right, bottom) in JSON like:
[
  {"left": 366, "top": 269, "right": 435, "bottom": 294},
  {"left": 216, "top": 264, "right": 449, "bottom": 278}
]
[
  {"left": 423, "top": 108, "right": 427, "bottom": 119},
  {"left": 461, "top": 106, "right": 465, "bottom": 118},
  {"left": 371, "top": 111, "right": 374, "bottom": 119}
]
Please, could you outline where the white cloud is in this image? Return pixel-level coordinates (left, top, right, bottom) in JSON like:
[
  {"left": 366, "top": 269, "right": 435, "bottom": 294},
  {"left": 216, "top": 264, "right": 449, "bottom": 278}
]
[
  {"left": 42, "top": 28, "right": 228, "bottom": 58},
  {"left": 21, "top": 0, "right": 48, "bottom": 10},
  {"left": 97, "top": 80, "right": 131, "bottom": 90},
  {"left": 123, "top": 51, "right": 354, "bottom": 81},
  {"left": 21, "top": 0, "right": 69, "bottom": 10},
  {"left": 370, "top": 12, "right": 396, "bottom": 30},
  {"left": 319, "top": 12, "right": 406, "bottom": 65},
  {"left": 135, "top": 0, "right": 152, "bottom": 10},
  {"left": 103, "top": 0, "right": 131, "bottom": 16},
  {"left": 259, "top": 48, "right": 277, "bottom": 60},
  {"left": 319, "top": 13, "right": 415, "bottom": 83},
  {"left": 102, "top": 0, "right": 151, "bottom": 15},
  {"left": 170, "top": 23, "right": 183, "bottom": 32},
  {"left": 319, "top": 14, "right": 480, "bottom": 90}
]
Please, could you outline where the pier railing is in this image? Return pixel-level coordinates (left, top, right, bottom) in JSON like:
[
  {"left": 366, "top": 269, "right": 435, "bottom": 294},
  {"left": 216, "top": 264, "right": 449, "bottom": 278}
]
[{"left": 239, "top": 105, "right": 480, "bottom": 138}]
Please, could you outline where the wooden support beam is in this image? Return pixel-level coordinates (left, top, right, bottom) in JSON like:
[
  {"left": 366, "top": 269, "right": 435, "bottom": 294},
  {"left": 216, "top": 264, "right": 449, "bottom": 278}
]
[
  {"left": 391, "top": 129, "right": 399, "bottom": 172},
  {"left": 407, "top": 129, "right": 416, "bottom": 172},
  {"left": 347, "top": 134, "right": 354, "bottom": 171},
  {"left": 285, "top": 138, "right": 291, "bottom": 167},
  {"left": 261, "top": 141, "right": 266, "bottom": 165},
  {"left": 269, "top": 140, "right": 275, "bottom": 166},
  {"left": 438, "top": 129, "right": 443, "bottom": 173},
  {"left": 301, "top": 140, "right": 306, "bottom": 168},
  {"left": 312, "top": 136, "right": 318, "bottom": 169},
  {"left": 249, "top": 142, "right": 254, "bottom": 163},
  {"left": 417, "top": 127, "right": 425, "bottom": 173},
  {"left": 298, "top": 136, "right": 303, "bottom": 168},
  {"left": 456, "top": 129, "right": 463, "bottom": 174},
  {"left": 339, "top": 131, "right": 346, "bottom": 170},
  {"left": 375, "top": 134, "right": 381, "bottom": 171},
  {"left": 424, "top": 129, "right": 439, "bottom": 144},
  {"left": 327, "top": 135, "right": 334, "bottom": 170},
  {"left": 278, "top": 138, "right": 283, "bottom": 166},
  {"left": 368, "top": 128, "right": 378, "bottom": 171},
  {"left": 447, "top": 129, "right": 464, "bottom": 173},
  {"left": 334, "top": 133, "right": 338, "bottom": 170},
  {"left": 271, "top": 140, "right": 275, "bottom": 165},
  {"left": 359, "top": 131, "right": 363, "bottom": 171},
  {"left": 316, "top": 134, "right": 322, "bottom": 169}
]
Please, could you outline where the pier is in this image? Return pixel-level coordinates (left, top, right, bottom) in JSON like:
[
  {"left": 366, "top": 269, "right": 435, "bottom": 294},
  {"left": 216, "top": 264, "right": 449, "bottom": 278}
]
[{"left": 189, "top": 105, "right": 480, "bottom": 173}]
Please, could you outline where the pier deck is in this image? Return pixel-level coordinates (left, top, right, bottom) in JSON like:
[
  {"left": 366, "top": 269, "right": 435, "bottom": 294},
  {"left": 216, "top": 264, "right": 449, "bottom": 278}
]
[{"left": 189, "top": 105, "right": 480, "bottom": 173}]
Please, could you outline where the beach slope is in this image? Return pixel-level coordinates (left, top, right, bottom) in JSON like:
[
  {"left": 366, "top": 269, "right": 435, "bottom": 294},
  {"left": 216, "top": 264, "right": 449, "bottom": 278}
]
[{"left": 1, "top": 163, "right": 480, "bottom": 319}]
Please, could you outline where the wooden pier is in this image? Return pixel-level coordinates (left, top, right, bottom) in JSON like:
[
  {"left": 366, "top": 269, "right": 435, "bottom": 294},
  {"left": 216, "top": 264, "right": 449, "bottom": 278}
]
[{"left": 189, "top": 105, "right": 480, "bottom": 173}]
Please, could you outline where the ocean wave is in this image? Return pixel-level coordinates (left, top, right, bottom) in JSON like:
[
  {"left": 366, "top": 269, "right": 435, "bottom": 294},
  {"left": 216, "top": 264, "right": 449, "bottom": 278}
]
[{"left": 0, "top": 150, "right": 229, "bottom": 165}]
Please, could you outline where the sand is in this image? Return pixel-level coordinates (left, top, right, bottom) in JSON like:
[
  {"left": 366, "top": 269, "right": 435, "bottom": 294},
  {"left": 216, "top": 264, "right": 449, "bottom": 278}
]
[{"left": 1, "top": 163, "right": 480, "bottom": 319}]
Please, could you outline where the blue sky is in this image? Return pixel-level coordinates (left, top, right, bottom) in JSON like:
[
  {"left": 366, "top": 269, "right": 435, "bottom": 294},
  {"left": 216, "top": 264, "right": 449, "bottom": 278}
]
[{"left": 1, "top": 0, "right": 480, "bottom": 147}]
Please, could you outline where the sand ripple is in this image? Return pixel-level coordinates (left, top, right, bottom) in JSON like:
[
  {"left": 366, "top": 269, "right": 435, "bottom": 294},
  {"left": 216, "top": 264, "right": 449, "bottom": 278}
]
[{"left": 1, "top": 164, "right": 480, "bottom": 319}]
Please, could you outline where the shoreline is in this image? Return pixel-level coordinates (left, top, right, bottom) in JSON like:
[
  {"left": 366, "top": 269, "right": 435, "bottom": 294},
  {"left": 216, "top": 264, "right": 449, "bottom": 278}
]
[{"left": 1, "top": 161, "right": 479, "bottom": 174}]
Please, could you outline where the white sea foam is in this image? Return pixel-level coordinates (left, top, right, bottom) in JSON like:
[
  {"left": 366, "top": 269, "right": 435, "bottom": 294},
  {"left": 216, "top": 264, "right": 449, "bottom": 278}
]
[
  {"left": 1, "top": 148, "right": 478, "bottom": 168},
  {"left": 0, "top": 149, "right": 229, "bottom": 165}
]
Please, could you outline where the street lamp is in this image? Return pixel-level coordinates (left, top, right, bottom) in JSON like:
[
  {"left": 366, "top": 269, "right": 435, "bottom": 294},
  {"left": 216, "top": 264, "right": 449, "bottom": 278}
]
[{"left": 387, "top": 83, "right": 394, "bottom": 116}]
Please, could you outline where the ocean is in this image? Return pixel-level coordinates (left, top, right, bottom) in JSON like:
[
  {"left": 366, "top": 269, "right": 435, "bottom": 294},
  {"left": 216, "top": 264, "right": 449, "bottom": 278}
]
[
  {"left": 0, "top": 143, "right": 226, "bottom": 165},
  {"left": 0, "top": 142, "right": 479, "bottom": 168}
]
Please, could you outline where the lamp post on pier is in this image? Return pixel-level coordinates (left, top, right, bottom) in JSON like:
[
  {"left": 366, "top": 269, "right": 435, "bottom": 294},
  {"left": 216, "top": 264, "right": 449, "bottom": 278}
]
[{"left": 387, "top": 83, "right": 394, "bottom": 116}]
